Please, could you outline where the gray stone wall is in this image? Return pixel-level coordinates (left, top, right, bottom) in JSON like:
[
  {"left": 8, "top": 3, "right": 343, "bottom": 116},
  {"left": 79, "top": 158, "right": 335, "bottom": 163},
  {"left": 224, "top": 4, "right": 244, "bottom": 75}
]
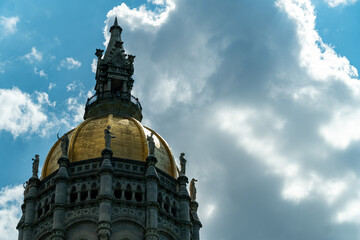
[{"left": 18, "top": 157, "right": 201, "bottom": 240}]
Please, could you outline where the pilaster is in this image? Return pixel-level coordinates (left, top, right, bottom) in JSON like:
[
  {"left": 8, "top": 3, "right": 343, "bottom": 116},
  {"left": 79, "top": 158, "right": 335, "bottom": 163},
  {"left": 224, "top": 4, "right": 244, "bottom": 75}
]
[
  {"left": 16, "top": 203, "right": 26, "bottom": 239},
  {"left": 97, "top": 148, "right": 114, "bottom": 240},
  {"left": 51, "top": 157, "right": 70, "bottom": 240},
  {"left": 178, "top": 175, "right": 191, "bottom": 240},
  {"left": 23, "top": 176, "right": 39, "bottom": 240},
  {"left": 190, "top": 201, "right": 202, "bottom": 240},
  {"left": 145, "top": 155, "right": 159, "bottom": 240}
]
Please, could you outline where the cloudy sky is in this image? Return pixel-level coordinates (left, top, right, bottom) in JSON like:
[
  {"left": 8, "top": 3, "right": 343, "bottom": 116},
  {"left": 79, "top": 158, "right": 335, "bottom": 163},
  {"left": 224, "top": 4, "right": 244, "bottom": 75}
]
[{"left": 1, "top": 0, "right": 360, "bottom": 239}]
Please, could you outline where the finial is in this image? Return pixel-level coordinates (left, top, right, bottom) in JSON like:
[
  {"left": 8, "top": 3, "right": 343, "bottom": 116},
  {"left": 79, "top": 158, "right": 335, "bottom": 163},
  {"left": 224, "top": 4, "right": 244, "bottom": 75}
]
[
  {"left": 95, "top": 49, "right": 104, "bottom": 59},
  {"left": 110, "top": 17, "right": 122, "bottom": 32}
]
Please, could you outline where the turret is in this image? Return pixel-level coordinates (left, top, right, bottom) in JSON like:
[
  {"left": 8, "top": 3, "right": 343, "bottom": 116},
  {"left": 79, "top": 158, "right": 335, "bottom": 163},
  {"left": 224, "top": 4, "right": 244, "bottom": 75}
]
[{"left": 84, "top": 17, "right": 142, "bottom": 121}]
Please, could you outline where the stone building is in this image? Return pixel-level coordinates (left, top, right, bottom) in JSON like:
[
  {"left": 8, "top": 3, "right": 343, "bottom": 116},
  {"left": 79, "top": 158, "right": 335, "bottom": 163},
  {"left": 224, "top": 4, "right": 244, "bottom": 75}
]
[{"left": 17, "top": 18, "right": 202, "bottom": 240}]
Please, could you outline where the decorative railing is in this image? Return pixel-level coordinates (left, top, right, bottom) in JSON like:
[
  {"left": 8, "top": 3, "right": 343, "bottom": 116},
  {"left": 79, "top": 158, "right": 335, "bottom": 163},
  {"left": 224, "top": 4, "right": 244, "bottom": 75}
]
[{"left": 85, "top": 91, "right": 142, "bottom": 111}]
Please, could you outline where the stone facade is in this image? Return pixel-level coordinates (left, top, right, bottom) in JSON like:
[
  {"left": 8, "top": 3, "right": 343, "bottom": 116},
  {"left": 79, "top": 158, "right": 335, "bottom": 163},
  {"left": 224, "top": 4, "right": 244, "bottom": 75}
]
[{"left": 18, "top": 154, "right": 201, "bottom": 240}]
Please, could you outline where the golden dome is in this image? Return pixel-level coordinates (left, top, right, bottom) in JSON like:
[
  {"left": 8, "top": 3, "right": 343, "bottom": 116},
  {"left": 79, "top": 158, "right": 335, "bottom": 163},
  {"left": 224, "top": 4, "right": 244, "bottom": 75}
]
[{"left": 41, "top": 114, "right": 178, "bottom": 179}]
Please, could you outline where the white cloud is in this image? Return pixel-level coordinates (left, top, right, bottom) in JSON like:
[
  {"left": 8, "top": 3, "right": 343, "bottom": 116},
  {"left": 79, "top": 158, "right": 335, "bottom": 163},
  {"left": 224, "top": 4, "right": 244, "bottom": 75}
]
[
  {"left": 33, "top": 67, "right": 47, "bottom": 78},
  {"left": 67, "top": 97, "right": 84, "bottom": 124},
  {"left": 203, "top": 203, "right": 216, "bottom": 220},
  {"left": 48, "top": 83, "right": 56, "bottom": 90},
  {"left": 0, "top": 87, "right": 49, "bottom": 137},
  {"left": 36, "top": 92, "right": 56, "bottom": 107},
  {"left": 282, "top": 176, "right": 314, "bottom": 202},
  {"left": 320, "top": 108, "right": 360, "bottom": 149},
  {"left": 336, "top": 197, "right": 360, "bottom": 223},
  {"left": 217, "top": 106, "right": 353, "bottom": 204},
  {"left": 87, "top": 90, "right": 94, "bottom": 98},
  {"left": 66, "top": 82, "right": 76, "bottom": 92},
  {"left": 276, "top": 0, "right": 359, "bottom": 92},
  {"left": 0, "top": 16, "right": 19, "bottom": 36},
  {"left": 0, "top": 185, "right": 23, "bottom": 239},
  {"left": 275, "top": 0, "right": 360, "bottom": 148},
  {"left": 104, "top": 0, "right": 175, "bottom": 45},
  {"left": 58, "top": 57, "right": 82, "bottom": 70},
  {"left": 24, "top": 47, "right": 43, "bottom": 63},
  {"left": 325, "top": 0, "right": 358, "bottom": 7},
  {"left": 292, "top": 86, "right": 321, "bottom": 102},
  {"left": 91, "top": 58, "right": 97, "bottom": 73}
]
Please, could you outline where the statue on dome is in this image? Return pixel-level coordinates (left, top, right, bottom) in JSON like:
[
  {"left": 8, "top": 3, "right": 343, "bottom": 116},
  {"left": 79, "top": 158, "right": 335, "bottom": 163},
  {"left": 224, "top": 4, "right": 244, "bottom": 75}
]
[
  {"left": 32, "top": 154, "right": 40, "bottom": 178},
  {"left": 147, "top": 133, "right": 155, "bottom": 156},
  {"left": 57, "top": 133, "right": 69, "bottom": 157},
  {"left": 104, "top": 126, "right": 116, "bottom": 149},
  {"left": 190, "top": 178, "right": 198, "bottom": 201},
  {"left": 180, "top": 153, "right": 187, "bottom": 175}
]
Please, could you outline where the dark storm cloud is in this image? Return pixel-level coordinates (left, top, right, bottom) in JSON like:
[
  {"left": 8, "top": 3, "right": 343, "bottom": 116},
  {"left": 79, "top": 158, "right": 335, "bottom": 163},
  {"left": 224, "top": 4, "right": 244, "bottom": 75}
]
[{"left": 105, "top": 0, "right": 360, "bottom": 239}]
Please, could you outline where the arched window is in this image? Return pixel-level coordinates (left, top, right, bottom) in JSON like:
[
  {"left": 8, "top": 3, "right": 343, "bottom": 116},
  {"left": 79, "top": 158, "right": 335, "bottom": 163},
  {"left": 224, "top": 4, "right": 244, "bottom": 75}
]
[
  {"left": 124, "top": 184, "right": 132, "bottom": 201},
  {"left": 114, "top": 182, "right": 122, "bottom": 199},
  {"left": 171, "top": 201, "right": 177, "bottom": 217},
  {"left": 70, "top": 186, "right": 77, "bottom": 203},
  {"left": 135, "top": 186, "right": 142, "bottom": 202},
  {"left": 37, "top": 203, "right": 42, "bottom": 218},
  {"left": 80, "top": 184, "right": 88, "bottom": 201},
  {"left": 44, "top": 199, "right": 50, "bottom": 213},
  {"left": 90, "top": 183, "right": 98, "bottom": 200},
  {"left": 164, "top": 197, "right": 170, "bottom": 213},
  {"left": 51, "top": 194, "right": 55, "bottom": 208},
  {"left": 157, "top": 193, "right": 163, "bottom": 210}
]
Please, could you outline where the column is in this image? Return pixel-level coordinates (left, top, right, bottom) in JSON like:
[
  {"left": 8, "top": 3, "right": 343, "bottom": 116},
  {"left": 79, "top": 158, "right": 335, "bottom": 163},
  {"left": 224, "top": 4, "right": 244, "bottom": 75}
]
[
  {"left": 178, "top": 175, "right": 191, "bottom": 240},
  {"left": 97, "top": 148, "right": 114, "bottom": 240},
  {"left": 22, "top": 176, "right": 39, "bottom": 240},
  {"left": 145, "top": 155, "right": 159, "bottom": 240},
  {"left": 17, "top": 202, "right": 26, "bottom": 239},
  {"left": 190, "top": 201, "right": 202, "bottom": 240},
  {"left": 51, "top": 157, "right": 70, "bottom": 240}
]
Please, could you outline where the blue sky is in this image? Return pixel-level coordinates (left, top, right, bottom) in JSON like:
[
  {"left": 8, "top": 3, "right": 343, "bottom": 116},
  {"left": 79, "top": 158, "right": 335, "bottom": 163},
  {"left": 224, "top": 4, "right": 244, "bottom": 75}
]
[{"left": 2, "top": 0, "right": 360, "bottom": 239}]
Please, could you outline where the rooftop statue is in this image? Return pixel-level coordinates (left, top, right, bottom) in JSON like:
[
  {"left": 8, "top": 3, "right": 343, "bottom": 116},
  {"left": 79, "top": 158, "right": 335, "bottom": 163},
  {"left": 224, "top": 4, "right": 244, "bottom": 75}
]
[
  {"left": 104, "top": 126, "right": 116, "bottom": 149},
  {"left": 147, "top": 133, "right": 155, "bottom": 156},
  {"left": 180, "top": 153, "right": 187, "bottom": 175},
  {"left": 57, "top": 133, "right": 69, "bottom": 157},
  {"left": 23, "top": 180, "right": 30, "bottom": 196},
  {"left": 32, "top": 154, "right": 40, "bottom": 178},
  {"left": 190, "top": 178, "right": 198, "bottom": 201}
]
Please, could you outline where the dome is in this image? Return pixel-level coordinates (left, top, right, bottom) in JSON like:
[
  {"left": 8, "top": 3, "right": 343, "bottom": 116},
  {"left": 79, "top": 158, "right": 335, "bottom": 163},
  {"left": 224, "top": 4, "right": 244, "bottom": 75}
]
[{"left": 41, "top": 114, "right": 178, "bottom": 179}]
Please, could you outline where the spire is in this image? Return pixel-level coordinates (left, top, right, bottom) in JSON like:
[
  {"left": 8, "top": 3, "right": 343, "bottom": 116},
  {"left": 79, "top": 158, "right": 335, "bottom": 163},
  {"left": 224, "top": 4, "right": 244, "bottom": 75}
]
[
  {"left": 84, "top": 21, "right": 142, "bottom": 122},
  {"left": 109, "top": 17, "right": 122, "bottom": 33}
]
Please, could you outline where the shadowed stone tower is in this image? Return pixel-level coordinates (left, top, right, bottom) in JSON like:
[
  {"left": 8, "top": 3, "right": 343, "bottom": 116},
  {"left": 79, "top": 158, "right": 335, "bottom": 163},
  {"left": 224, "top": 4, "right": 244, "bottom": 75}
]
[{"left": 17, "top": 18, "right": 202, "bottom": 240}]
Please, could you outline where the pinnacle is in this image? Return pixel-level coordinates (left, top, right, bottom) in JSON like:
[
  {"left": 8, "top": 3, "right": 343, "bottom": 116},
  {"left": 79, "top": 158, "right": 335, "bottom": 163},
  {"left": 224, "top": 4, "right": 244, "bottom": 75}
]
[{"left": 110, "top": 16, "right": 122, "bottom": 33}]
